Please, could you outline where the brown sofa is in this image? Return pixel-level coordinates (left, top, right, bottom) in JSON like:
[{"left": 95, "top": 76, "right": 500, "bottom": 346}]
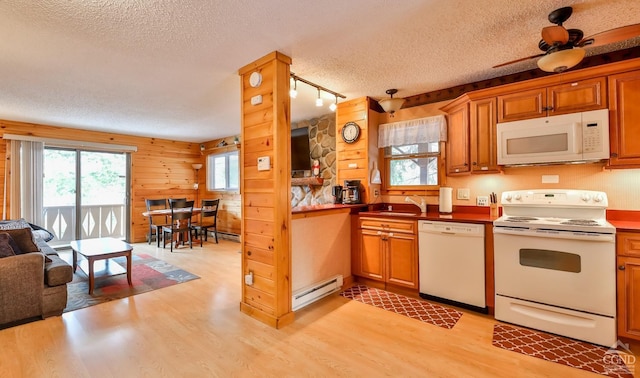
[{"left": 0, "top": 221, "right": 73, "bottom": 327}]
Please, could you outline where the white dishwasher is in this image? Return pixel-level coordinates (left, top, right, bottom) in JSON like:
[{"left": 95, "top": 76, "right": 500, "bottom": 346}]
[{"left": 418, "top": 220, "right": 486, "bottom": 313}]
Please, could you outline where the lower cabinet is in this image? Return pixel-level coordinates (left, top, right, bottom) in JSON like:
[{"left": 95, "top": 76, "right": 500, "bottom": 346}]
[
  {"left": 355, "top": 217, "right": 418, "bottom": 289},
  {"left": 617, "top": 232, "right": 640, "bottom": 340}
]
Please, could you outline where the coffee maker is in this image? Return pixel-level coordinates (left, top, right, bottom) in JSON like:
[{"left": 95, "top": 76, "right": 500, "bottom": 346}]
[
  {"left": 332, "top": 185, "right": 343, "bottom": 204},
  {"left": 342, "top": 180, "right": 361, "bottom": 204}
]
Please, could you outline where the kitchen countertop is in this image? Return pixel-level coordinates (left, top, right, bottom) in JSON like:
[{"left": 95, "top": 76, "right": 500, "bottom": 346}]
[
  {"left": 292, "top": 203, "right": 367, "bottom": 215},
  {"left": 359, "top": 210, "right": 497, "bottom": 224}
]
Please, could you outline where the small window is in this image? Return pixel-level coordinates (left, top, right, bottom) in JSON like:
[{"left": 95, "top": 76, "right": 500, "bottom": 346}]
[
  {"left": 207, "top": 151, "right": 239, "bottom": 191},
  {"left": 385, "top": 142, "right": 439, "bottom": 188}
]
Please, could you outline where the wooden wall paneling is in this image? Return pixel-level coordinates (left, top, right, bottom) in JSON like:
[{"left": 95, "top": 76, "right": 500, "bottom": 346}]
[
  {"left": 0, "top": 120, "right": 203, "bottom": 243},
  {"left": 238, "top": 51, "right": 294, "bottom": 328},
  {"left": 336, "top": 97, "right": 371, "bottom": 202}
]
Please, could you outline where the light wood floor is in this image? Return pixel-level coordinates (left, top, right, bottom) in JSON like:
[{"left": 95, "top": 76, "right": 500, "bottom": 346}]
[{"left": 0, "top": 239, "right": 636, "bottom": 377}]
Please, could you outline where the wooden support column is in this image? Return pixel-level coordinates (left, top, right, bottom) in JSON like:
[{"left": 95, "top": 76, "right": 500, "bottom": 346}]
[{"left": 238, "top": 51, "right": 294, "bottom": 328}]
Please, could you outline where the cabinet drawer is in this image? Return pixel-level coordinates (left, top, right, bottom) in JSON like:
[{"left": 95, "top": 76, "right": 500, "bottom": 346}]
[
  {"left": 618, "top": 232, "right": 640, "bottom": 258},
  {"left": 360, "top": 217, "right": 416, "bottom": 233}
]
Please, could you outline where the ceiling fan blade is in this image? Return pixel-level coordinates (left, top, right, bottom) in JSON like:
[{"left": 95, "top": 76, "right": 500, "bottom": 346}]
[
  {"left": 493, "top": 53, "right": 546, "bottom": 68},
  {"left": 579, "top": 23, "right": 640, "bottom": 47},
  {"left": 542, "top": 26, "right": 569, "bottom": 45}
]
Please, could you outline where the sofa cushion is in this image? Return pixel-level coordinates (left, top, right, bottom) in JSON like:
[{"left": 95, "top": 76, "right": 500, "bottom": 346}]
[
  {"left": 0, "top": 228, "right": 39, "bottom": 254},
  {"left": 44, "top": 254, "right": 73, "bottom": 287},
  {"left": 0, "top": 219, "right": 32, "bottom": 231},
  {"left": 0, "top": 233, "right": 17, "bottom": 258}
]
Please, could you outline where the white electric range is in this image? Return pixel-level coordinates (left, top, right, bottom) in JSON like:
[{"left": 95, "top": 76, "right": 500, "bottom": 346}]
[{"left": 493, "top": 189, "right": 616, "bottom": 346}]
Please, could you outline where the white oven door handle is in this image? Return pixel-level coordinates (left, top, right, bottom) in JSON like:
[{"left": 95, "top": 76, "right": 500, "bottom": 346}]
[{"left": 493, "top": 226, "right": 615, "bottom": 242}]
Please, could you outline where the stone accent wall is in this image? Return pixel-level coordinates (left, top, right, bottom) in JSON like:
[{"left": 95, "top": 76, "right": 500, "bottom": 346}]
[{"left": 291, "top": 113, "right": 336, "bottom": 207}]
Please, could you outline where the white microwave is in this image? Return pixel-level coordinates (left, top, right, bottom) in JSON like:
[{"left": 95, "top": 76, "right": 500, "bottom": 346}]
[{"left": 496, "top": 109, "right": 610, "bottom": 166}]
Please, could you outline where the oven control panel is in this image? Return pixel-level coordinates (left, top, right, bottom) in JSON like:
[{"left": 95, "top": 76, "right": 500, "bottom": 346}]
[{"left": 501, "top": 190, "right": 608, "bottom": 207}]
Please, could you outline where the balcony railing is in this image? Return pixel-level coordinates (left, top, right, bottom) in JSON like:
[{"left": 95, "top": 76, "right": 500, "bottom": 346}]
[{"left": 43, "top": 204, "right": 126, "bottom": 247}]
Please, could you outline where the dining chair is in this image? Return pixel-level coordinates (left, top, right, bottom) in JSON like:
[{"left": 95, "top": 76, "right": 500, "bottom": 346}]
[
  {"left": 162, "top": 200, "right": 194, "bottom": 252},
  {"left": 145, "top": 198, "right": 170, "bottom": 247},
  {"left": 191, "top": 199, "right": 219, "bottom": 247}
]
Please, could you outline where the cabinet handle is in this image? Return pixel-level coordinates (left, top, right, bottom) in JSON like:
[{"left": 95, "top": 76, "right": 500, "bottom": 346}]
[
  {"left": 472, "top": 162, "right": 477, "bottom": 166},
  {"left": 619, "top": 265, "right": 626, "bottom": 271},
  {"left": 377, "top": 231, "right": 382, "bottom": 235},
  {"left": 464, "top": 163, "right": 468, "bottom": 166},
  {"left": 611, "top": 153, "right": 618, "bottom": 158},
  {"left": 388, "top": 233, "right": 394, "bottom": 237}
]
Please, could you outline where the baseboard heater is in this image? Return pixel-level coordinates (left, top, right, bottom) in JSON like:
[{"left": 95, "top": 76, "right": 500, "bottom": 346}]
[{"left": 292, "top": 275, "right": 343, "bottom": 311}]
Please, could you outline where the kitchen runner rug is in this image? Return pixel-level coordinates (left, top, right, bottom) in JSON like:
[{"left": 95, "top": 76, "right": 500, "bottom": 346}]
[
  {"left": 492, "top": 324, "right": 635, "bottom": 378},
  {"left": 64, "top": 253, "right": 199, "bottom": 313},
  {"left": 339, "top": 284, "right": 462, "bottom": 329}
]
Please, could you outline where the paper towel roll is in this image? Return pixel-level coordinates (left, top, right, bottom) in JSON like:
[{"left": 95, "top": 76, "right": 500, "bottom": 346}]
[{"left": 439, "top": 187, "right": 453, "bottom": 214}]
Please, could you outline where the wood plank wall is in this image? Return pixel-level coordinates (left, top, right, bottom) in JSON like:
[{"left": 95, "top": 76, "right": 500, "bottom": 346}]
[
  {"left": 238, "top": 51, "right": 294, "bottom": 328},
  {"left": 0, "top": 119, "right": 203, "bottom": 243},
  {"left": 336, "top": 97, "right": 373, "bottom": 203}
]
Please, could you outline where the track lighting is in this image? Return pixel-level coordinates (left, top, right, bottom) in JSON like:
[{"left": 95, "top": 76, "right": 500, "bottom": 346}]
[
  {"left": 290, "top": 72, "right": 346, "bottom": 112},
  {"left": 329, "top": 95, "right": 338, "bottom": 112},
  {"left": 315, "top": 88, "right": 323, "bottom": 107},
  {"left": 289, "top": 78, "right": 298, "bottom": 98}
]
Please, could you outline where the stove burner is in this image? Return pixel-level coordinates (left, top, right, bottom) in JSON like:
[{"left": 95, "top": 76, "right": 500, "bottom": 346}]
[
  {"left": 504, "top": 216, "right": 539, "bottom": 222},
  {"left": 560, "top": 219, "right": 601, "bottom": 226}
]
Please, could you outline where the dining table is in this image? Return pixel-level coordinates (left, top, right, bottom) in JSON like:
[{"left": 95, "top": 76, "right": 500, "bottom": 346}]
[{"left": 142, "top": 207, "right": 202, "bottom": 248}]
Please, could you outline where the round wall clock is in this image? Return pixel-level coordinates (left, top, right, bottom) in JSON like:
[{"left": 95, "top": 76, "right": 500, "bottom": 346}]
[
  {"left": 249, "top": 71, "right": 262, "bottom": 88},
  {"left": 341, "top": 122, "right": 361, "bottom": 144}
]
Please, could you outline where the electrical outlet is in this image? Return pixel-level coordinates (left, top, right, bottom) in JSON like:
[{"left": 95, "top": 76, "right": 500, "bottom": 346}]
[
  {"left": 457, "top": 188, "right": 470, "bottom": 200},
  {"left": 477, "top": 196, "right": 489, "bottom": 207},
  {"left": 373, "top": 189, "right": 380, "bottom": 197}
]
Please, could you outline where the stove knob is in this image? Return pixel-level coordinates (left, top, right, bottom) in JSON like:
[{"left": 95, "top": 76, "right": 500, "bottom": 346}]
[
  {"left": 504, "top": 194, "right": 512, "bottom": 201},
  {"left": 581, "top": 193, "right": 591, "bottom": 202},
  {"left": 514, "top": 194, "right": 521, "bottom": 201},
  {"left": 593, "top": 194, "right": 604, "bottom": 203}
]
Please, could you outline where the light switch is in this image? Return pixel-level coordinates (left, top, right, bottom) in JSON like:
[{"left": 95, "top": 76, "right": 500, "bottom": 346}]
[
  {"left": 257, "top": 156, "right": 270, "bottom": 171},
  {"left": 251, "top": 95, "right": 263, "bottom": 105}
]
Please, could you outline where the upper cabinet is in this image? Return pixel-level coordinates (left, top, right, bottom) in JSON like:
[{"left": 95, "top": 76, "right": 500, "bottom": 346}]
[
  {"left": 497, "top": 77, "right": 607, "bottom": 123},
  {"left": 608, "top": 70, "right": 640, "bottom": 168},
  {"left": 441, "top": 96, "right": 499, "bottom": 175},
  {"left": 444, "top": 101, "right": 470, "bottom": 175},
  {"left": 470, "top": 98, "right": 499, "bottom": 173}
]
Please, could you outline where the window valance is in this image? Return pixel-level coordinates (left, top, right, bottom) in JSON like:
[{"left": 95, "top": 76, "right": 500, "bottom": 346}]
[{"left": 378, "top": 115, "right": 447, "bottom": 148}]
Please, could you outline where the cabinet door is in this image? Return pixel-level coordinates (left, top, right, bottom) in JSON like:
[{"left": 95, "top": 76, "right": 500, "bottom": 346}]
[
  {"left": 617, "top": 256, "right": 640, "bottom": 340},
  {"left": 497, "top": 88, "right": 546, "bottom": 122},
  {"left": 446, "top": 102, "right": 470, "bottom": 175},
  {"left": 387, "top": 233, "right": 418, "bottom": 288},
  {"left": 470, "top": 98, "right": 499, "bottom": 173},
  {"left": 547, "top": 77, "right": 606, "bottom": 115},
  {"left": 360, "top": 230, "right": 384, "bottom": 281},
  {"left": 609, "top": 70, "right": 640, "bottom": 167}
]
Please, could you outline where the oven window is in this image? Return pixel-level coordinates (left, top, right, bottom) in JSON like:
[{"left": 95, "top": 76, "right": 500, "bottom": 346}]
[{"left": 519, "top": 249, "right": 581, "bottom": 273}]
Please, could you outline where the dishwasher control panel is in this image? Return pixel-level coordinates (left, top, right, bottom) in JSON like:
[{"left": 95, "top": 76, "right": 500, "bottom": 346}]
[{"left": 418, "top": 220, "right": 484, "bottom": 235}]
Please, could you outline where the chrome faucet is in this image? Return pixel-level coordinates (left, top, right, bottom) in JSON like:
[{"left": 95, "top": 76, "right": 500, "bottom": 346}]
[{"left": 405, "top": 195, "right": 427, "bottom": 213}]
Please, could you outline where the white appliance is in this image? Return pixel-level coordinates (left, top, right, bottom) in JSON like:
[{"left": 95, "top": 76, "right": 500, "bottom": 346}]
[
  {"left": 418, "top": 221, "right": 486, "bottom": 312},
  {"left": 497, "top": 109, "right": 609, "bottom": 166},
  {"left": 493, "top": 189, "right": 616, "bottom": 346}
]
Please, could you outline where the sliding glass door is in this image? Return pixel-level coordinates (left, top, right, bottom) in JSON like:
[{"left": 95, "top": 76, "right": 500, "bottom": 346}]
[{"left": 43, "top": 148, "right": 130, "bottom": 247}]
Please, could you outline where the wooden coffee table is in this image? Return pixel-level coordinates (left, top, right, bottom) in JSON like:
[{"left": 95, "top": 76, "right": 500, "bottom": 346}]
[{"left": 70, "top": 237, "right": 133, "bottom": 294}]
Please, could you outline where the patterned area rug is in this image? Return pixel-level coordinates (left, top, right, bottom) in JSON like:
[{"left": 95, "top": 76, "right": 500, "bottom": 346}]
[
  {"left": 64, "top": 253, "right": 199, "bottom": 313},
  {"left": 340, "top": 284, "right": 462, "bottom": 329},
  {"left": 492, "top": 324, "right": 635, "bottom": 378}
]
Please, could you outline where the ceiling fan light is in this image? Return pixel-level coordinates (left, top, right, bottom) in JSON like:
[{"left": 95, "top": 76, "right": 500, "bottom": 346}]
[{"left": 537, "top": 48, "right": 586, "bottom": 73}]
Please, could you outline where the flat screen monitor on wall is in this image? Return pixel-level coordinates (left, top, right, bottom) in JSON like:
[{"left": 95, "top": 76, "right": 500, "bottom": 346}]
[{"left": 291, "top": 127, "right": 311, "bottom": 171}]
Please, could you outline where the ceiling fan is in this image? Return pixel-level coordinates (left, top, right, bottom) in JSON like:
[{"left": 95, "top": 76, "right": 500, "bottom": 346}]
[{"left": 493, "top": 6, "right": 640, "bottom": 73}]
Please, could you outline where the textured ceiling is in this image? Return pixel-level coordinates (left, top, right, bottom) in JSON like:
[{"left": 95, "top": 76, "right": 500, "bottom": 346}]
[{"left": 1, "top": 0, "right": 639, "bottom": 143}]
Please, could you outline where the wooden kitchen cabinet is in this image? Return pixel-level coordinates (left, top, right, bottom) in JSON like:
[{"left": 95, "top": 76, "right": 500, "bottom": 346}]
[
  {"left": 497, "top": 77, "right": 606, "bottom": 123},
  {"left": 616, "top": 232, "right": 640, "bottom": 341},
  {"left": 608, "top": 70, "right": 640, "bottom": 168},
  {"left": 470, "top": 98, "right": 499, "bottom": 173},
  {"left": 444, "top": 101, "right": 470, "bottom": 175},
  {"left": 355, "top": 217, "right": 418, "bottom": 289}
]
